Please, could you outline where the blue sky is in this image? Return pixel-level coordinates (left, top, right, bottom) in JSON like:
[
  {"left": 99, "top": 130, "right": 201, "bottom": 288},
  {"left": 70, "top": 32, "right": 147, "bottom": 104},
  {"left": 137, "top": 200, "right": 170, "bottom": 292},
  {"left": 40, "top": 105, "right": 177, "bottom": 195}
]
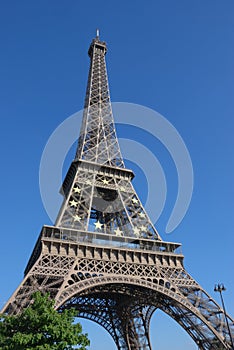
[{"left": 0, "top": 1, "right": 233, "bottom": 349}]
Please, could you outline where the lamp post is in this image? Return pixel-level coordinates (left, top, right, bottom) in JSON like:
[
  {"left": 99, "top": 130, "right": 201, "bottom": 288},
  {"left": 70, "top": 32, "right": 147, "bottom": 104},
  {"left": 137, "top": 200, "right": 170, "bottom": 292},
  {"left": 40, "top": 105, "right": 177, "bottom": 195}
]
[{"left": 214, "top": 284, "right": 234, "bottom": 349}]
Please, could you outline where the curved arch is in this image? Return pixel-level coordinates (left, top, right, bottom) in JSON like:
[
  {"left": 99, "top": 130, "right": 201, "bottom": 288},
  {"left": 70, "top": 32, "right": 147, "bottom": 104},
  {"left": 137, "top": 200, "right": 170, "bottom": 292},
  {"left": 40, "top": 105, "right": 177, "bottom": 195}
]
[
  {"left": 55, "top": 275, "right": 228, "bottom": 349},
  {"left": 72, "top": 302, "right": 156, "bottom": 349},
  {"left": 73, "top": 301, "right": 123, "bottom": 345}
]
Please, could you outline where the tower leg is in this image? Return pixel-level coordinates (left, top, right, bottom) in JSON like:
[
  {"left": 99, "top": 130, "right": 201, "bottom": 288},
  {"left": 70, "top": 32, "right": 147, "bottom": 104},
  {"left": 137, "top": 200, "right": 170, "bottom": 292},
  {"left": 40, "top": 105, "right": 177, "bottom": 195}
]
[
  {"left": 61, "top": 294, "right": 154, "bottom": 350},
  {"left": 114, "top": 305, "right": 153, "bottom": 350}
]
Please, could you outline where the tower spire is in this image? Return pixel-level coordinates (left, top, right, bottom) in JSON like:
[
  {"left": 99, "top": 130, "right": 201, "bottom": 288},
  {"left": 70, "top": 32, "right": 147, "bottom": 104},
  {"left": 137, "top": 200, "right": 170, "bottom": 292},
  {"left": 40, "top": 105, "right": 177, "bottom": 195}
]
[{"left": 76, "top": 34, "right": 123, "bottom": 168}]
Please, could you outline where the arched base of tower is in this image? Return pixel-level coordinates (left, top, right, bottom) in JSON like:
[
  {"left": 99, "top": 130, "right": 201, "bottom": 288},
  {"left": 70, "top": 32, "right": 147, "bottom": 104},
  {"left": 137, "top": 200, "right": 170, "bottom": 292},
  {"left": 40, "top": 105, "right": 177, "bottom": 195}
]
[
  {"left": 58, "top": 282, "right": 231, "bottom": 350},
  {"left": 2, "top": 236, "right": 233, "bottom": 350}
]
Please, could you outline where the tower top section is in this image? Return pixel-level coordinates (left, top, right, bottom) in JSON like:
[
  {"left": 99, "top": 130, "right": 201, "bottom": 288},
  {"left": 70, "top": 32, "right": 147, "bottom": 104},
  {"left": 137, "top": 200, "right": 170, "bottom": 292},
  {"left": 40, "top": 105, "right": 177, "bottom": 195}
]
[
  {"left": 76, "top": 32, "right": 124, "bottom": 168},
  {"left": 88, "top": 29, "right": 107, "bottom": 57},
  {"left": 57, "top": 34, "right": 161, "bottom": 241}
]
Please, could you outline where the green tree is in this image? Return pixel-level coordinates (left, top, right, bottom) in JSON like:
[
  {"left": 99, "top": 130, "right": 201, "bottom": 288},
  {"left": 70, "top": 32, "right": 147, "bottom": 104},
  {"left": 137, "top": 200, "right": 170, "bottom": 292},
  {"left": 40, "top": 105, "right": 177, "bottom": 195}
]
[{"left": 0, "top": 292, "right": 90, "bottom": 350}]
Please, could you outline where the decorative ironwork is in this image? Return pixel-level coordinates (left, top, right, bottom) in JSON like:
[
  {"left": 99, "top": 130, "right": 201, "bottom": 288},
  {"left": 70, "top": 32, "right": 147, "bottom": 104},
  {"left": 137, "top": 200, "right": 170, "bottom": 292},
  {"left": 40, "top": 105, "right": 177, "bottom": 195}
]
[{"left": 2, "top": 34, "right": 234, "bottom": 350}]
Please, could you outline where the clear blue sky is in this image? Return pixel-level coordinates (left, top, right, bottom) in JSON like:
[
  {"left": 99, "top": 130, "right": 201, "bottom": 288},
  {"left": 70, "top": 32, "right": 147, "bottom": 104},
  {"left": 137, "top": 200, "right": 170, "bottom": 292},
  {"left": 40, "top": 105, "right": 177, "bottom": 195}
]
[{"left": 0, "top": 1, "right": 233, "bottom": 349}]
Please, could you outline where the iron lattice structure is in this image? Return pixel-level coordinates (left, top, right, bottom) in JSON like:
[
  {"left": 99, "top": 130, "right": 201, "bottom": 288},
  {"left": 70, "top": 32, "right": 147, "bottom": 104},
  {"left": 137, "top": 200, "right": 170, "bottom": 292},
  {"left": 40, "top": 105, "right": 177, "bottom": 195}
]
[{"left": 2, "top": 34, "right": 234, "bottom": 350}]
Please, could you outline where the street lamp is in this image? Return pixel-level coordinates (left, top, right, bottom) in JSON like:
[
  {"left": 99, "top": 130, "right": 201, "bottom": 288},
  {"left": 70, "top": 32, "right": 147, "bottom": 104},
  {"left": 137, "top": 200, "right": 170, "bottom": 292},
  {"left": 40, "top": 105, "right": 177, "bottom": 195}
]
[{"left": 214, "top": 284, "right": 234, "bottom": 349}]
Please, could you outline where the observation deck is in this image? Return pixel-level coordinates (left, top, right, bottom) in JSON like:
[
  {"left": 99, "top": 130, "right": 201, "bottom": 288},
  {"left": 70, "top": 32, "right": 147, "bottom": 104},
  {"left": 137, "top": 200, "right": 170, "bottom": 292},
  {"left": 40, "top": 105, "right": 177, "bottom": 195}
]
[{"left": 25, "top": 225, "right": 183, "bottom": 275}]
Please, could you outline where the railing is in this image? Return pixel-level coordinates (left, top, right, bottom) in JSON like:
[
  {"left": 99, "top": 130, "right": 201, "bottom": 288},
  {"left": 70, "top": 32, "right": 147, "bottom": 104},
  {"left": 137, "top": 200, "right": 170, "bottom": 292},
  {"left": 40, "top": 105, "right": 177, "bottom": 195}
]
[{"left": 41, "top": 225, "right": 182, "bottom": 255}]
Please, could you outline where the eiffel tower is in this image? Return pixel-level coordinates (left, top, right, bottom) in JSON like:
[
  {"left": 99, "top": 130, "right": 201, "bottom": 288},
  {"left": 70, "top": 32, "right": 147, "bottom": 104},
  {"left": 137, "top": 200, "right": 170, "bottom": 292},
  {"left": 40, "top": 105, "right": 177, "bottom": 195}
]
[{"left": 2, "top": 33, "right": 234, "bottom": 350}]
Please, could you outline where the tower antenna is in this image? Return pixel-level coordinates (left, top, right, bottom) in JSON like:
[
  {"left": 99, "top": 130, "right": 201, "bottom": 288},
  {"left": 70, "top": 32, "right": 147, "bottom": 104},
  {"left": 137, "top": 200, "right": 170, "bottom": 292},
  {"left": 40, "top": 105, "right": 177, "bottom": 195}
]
[{"left": 96, "top": 28, "right": 100, "bottom": 39}]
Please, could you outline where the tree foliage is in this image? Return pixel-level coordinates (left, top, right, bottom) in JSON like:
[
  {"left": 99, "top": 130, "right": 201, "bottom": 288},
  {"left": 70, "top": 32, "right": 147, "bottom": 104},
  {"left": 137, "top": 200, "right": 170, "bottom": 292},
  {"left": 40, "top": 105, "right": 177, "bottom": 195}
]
[{"left": 0, "top": 292, "right": 90, "bottom": 350}]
